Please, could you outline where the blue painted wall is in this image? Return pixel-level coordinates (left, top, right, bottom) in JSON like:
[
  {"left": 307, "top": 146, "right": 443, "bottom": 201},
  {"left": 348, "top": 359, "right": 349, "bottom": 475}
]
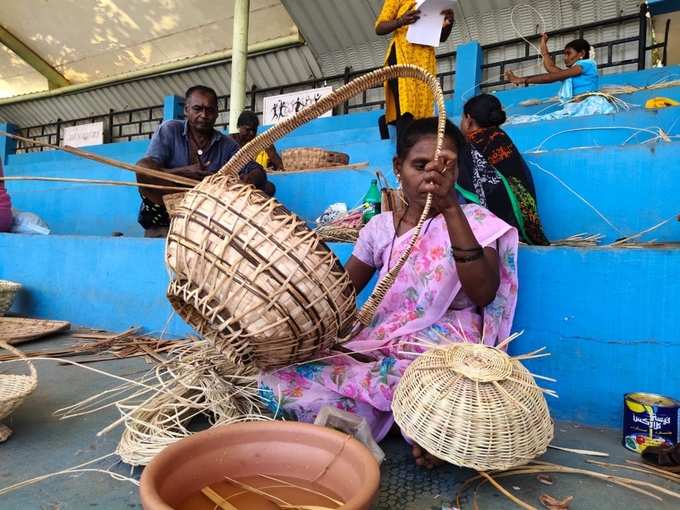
[
  {"left": 511, "top": 246, "right": 680, "bottom": 426},
  {"left": 526, "top": 141, "right": 680, "bottom": 242},
  {"left": 1, "top": 233, "right": 677, "bottom": 427},
  {"left": 5, "top": 141, "right": 148, "bottom": 237}
]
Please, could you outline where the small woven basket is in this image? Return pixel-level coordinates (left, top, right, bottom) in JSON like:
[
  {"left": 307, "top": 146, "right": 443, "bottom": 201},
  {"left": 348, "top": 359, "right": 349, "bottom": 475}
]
[
  {"left": 166, "top": 65, "right": 446, "bottom": 369},
  {"left": 280, "top": 147, "right": 349, "bottom": 171},
  {"left": 0, "top": 341, "right": 38, "bottom": 437},
  {"left": 392, "top": 343, "right": 554, "bottom": 471},
  {"left": 0, "top": 280, "right": 21, "bottom": 317}
]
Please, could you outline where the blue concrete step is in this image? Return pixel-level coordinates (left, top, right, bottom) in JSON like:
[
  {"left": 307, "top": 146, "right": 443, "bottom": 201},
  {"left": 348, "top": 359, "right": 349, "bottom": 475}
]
[
  {"left": 5, "top": 155, "right": 144, "bottom": 237},
  {"left": 270, "top": 166, "right": 390, "bottom": 224},
  {"left": 261, "top": 109, "right": 383, "bottom": 136},
  {"left": 526, "top": 140, "right": 680, "bottom": 242},
  {"left": 274, "top": 104, "right": 679, "bottom": 155},
  {"left": 506, "top": 105, "right": 680, "bottom": 152},
  {"left": 0, "top": 233, "right": 677, "bottom": 428},
  {"left": 276, "top": 126, "right": 382, "bottom": 150},
  {"left": 503, "top": 86, "right": 680, "bottom": 117},
  {"left": 270, "top": 140, "right": 680, "bottom": 242},
  {"left": 9, "top": 138, "right": 677, "bottom": 242},
  {"left": 492, "top": 65, "right": 680, "bottom": 111}
]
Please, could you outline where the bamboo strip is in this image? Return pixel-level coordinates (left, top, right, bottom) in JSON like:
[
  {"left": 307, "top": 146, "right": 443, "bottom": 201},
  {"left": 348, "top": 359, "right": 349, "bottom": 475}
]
[
  {"left": 477, "top": 471, "right": 537, "bottom": 510},
  {"left": 547, "top": 445, "right": 609, "bottom": 457},
  {"left": 626, "top": 461, "right": 680, "bottom": 481},
  {"left": 201, "top": 486, "right": 239, "bottom": 510},
  {"left": 0, "top": 175, "right": 186, "bottom": 191},
  {"left": 587, "top": 459, "right": 680, "bottom": 483}
]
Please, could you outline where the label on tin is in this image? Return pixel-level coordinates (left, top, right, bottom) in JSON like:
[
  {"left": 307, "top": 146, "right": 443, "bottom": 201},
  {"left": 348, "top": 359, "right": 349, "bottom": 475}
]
[{"left": 623, "top": 393, "right": 680, "bottom": 453}]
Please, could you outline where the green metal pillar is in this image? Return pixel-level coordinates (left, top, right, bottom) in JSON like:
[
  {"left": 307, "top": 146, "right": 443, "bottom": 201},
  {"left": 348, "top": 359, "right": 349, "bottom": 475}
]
[
  {"left": 0, "top": 24, "right": 70, "bottom": 89},
  {"left": 228, "top": 0, "right": 250, "bottom": 133}
]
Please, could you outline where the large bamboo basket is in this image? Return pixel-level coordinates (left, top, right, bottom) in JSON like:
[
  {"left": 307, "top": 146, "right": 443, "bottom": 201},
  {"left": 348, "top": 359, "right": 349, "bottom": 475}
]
[
  {"left": 166, "top": 65, "right": 446, "bottom": 369},
  {"left": 392, "top": 343, "right": 554, "bottom": 471}
]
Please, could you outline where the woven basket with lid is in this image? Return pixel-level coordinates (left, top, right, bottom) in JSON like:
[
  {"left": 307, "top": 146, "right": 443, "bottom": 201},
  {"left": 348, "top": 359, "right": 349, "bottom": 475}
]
[
  {"left": 165, "top": 65, "right": 447, "bottom": 370},
  {"left": 392, "top": 343, "right": 554, "bottom": 471}
]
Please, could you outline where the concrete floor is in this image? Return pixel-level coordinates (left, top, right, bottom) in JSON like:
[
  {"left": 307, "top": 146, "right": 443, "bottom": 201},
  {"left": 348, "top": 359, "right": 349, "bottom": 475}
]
[{"left": 1, "top": 334, "right": 678, "bottom": 510}]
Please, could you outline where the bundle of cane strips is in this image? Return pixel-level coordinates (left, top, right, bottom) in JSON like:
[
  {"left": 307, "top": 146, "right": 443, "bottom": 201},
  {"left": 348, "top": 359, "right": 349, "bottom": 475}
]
[
  {"left": 315, "top": 208, "right": 364, "bottom": 243},
  {"left": 56, "top": 340, "right": 269, "bottom": 466}
]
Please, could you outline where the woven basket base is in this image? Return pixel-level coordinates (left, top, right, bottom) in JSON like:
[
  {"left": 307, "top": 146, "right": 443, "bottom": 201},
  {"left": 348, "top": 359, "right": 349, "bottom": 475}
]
[
  {"left": 0, "top": 424, "right": 11, "bottom": 443},
  {"left": 392, "top": 343, "right": 554, "bottom": 471}
]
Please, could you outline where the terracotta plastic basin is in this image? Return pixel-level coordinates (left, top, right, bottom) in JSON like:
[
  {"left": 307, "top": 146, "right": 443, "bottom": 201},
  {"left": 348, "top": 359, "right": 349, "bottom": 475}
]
[{"left": 139, "top": 421, "right": 381, "bottom": 509}]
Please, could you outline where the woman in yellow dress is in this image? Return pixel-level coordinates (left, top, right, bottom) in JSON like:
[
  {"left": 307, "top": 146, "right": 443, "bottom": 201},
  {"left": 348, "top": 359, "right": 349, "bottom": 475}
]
[{"left": 375, "top": 0, "right": 455, "bottom": 139}]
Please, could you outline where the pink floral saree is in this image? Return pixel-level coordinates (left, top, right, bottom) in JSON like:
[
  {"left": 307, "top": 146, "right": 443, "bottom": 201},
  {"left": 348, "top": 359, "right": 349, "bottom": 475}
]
[{"left": 259, "top": 204, "right": 519, "bottom": 441}]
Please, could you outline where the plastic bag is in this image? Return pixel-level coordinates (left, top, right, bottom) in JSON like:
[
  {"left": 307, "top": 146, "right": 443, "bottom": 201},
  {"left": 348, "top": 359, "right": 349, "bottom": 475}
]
[
  {"left": 315, "top": 202, "right": 348, "bottom": 226},
  {"left": 11, "top": 209, "right": 51, "bottom": 235},
  {"left": 314, "top": 406, "right": 385, "bottom": 463}
]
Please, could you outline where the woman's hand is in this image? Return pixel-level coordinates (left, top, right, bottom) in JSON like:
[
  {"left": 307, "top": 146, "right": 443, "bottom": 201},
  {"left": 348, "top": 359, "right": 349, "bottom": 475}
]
[
  {"left": 398, "top": 9, "right": 420, "bottom": 27},
  {"left": 442, "top": 9, "right": 454, "bottom": 27},
  {"left": 539, "top": 32, "right": 549, "bottom": 54},
  {"left": 504, "top": 70, "right": 526, "bottom": 86},
  {"left": 418, "top": 149, "right": 459, "bottom": 213}
]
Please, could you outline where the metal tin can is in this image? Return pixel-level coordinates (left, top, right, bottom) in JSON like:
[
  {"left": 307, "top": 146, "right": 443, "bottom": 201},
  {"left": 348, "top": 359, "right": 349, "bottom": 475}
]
[{"left": 623, "top": 392, "right": 680, "bottom": 453}]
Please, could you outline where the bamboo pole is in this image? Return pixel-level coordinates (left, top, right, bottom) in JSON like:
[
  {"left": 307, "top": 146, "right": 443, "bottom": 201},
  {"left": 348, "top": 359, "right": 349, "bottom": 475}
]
[{"left": 0, "top": 130, "right": 198, "bottom": 187}]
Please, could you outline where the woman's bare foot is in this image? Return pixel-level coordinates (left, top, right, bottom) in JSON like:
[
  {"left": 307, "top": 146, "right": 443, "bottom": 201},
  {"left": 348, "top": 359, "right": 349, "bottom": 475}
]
[{"left": 412, "top": 444, "right": 445, "bottom": 469}]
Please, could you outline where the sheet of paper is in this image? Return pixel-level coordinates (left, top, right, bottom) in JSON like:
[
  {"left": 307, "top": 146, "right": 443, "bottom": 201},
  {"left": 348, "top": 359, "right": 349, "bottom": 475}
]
[{"left": 406, "top": 0, "right": 457, "bottom": 48}]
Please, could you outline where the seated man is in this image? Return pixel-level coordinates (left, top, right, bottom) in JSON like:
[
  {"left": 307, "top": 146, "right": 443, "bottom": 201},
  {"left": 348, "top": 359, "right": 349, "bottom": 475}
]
[
  {"left": 231, "top": 110, "right": 285, "bottom": 171},
  {"left": 136, "top": 85, "right": 265, "bottom": 237}
]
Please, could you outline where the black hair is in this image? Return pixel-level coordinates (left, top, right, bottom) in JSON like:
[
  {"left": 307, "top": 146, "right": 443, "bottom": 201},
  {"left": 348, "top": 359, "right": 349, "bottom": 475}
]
[
  {"left": 263, "top": 181, "right": 276, "bottom": 197},
  {"left": 463, "top": 94, "right": 507, "bottom": 128},
  {"left": 565, "top": 38, "right": 591, "bottom": 59},
  {"left": 237, "top": 110, "right": 259, "bottom": 128},
  {"left": 396, "top": 117, "right": 466, "bottom": 159},
  {"left": 184, "top": 85, "right": 218, "bottom": 103},
  {"left": 242, "top": 165, "right": 268, "bottom": 191}
]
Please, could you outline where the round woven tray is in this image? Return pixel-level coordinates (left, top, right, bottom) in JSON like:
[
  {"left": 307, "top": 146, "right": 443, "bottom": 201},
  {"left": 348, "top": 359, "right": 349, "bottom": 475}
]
[
  {"left": 0, "top": 280, "right": 21, "bottom": 317},
  {"left": 281, "top": 147, "right": 349, "bottom": 171},
  {"left": 0, "top": 317, "right": 71, "bottom": 345},
  {"left": 0, "top": 341, "right": 37, "bottom": 425},
  {"left": 392, "top": 343, "right": 554, "bottom": 471},
  {"left": 166, "top": 65, "right": 447, "bottom": 369}
]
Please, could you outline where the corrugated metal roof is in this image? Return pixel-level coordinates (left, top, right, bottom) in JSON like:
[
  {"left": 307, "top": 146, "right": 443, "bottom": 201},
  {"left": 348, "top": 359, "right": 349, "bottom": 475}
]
[
  {"left": 0, "top": 0, "right": 643, "bottom": 127},
  {"left": 0, "top": 0, "right": 297, "bottom": 98},
  {"left": 0, "top": 45, "right": 321, "bottom": 126},
  {"left": 285, "top": 0, "right": 640, "bottom": 75}
]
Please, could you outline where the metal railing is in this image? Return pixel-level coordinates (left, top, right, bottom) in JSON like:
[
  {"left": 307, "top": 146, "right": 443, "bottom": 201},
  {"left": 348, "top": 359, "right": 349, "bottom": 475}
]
[
  {"left": 480, "top": 4, "right": 669, "bottom": 90},
  {"left": 17, "top": 105, "right": 164, "bottom": 153},
  {"left": 14, "top": 4, "right": 669, "bottom": 153}
]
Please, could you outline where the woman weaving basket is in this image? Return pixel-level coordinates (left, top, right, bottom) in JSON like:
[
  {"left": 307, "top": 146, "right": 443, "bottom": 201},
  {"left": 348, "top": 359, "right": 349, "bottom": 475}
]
[{"left": 260, "top": 118, "right": 519, "bottom": 466}]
